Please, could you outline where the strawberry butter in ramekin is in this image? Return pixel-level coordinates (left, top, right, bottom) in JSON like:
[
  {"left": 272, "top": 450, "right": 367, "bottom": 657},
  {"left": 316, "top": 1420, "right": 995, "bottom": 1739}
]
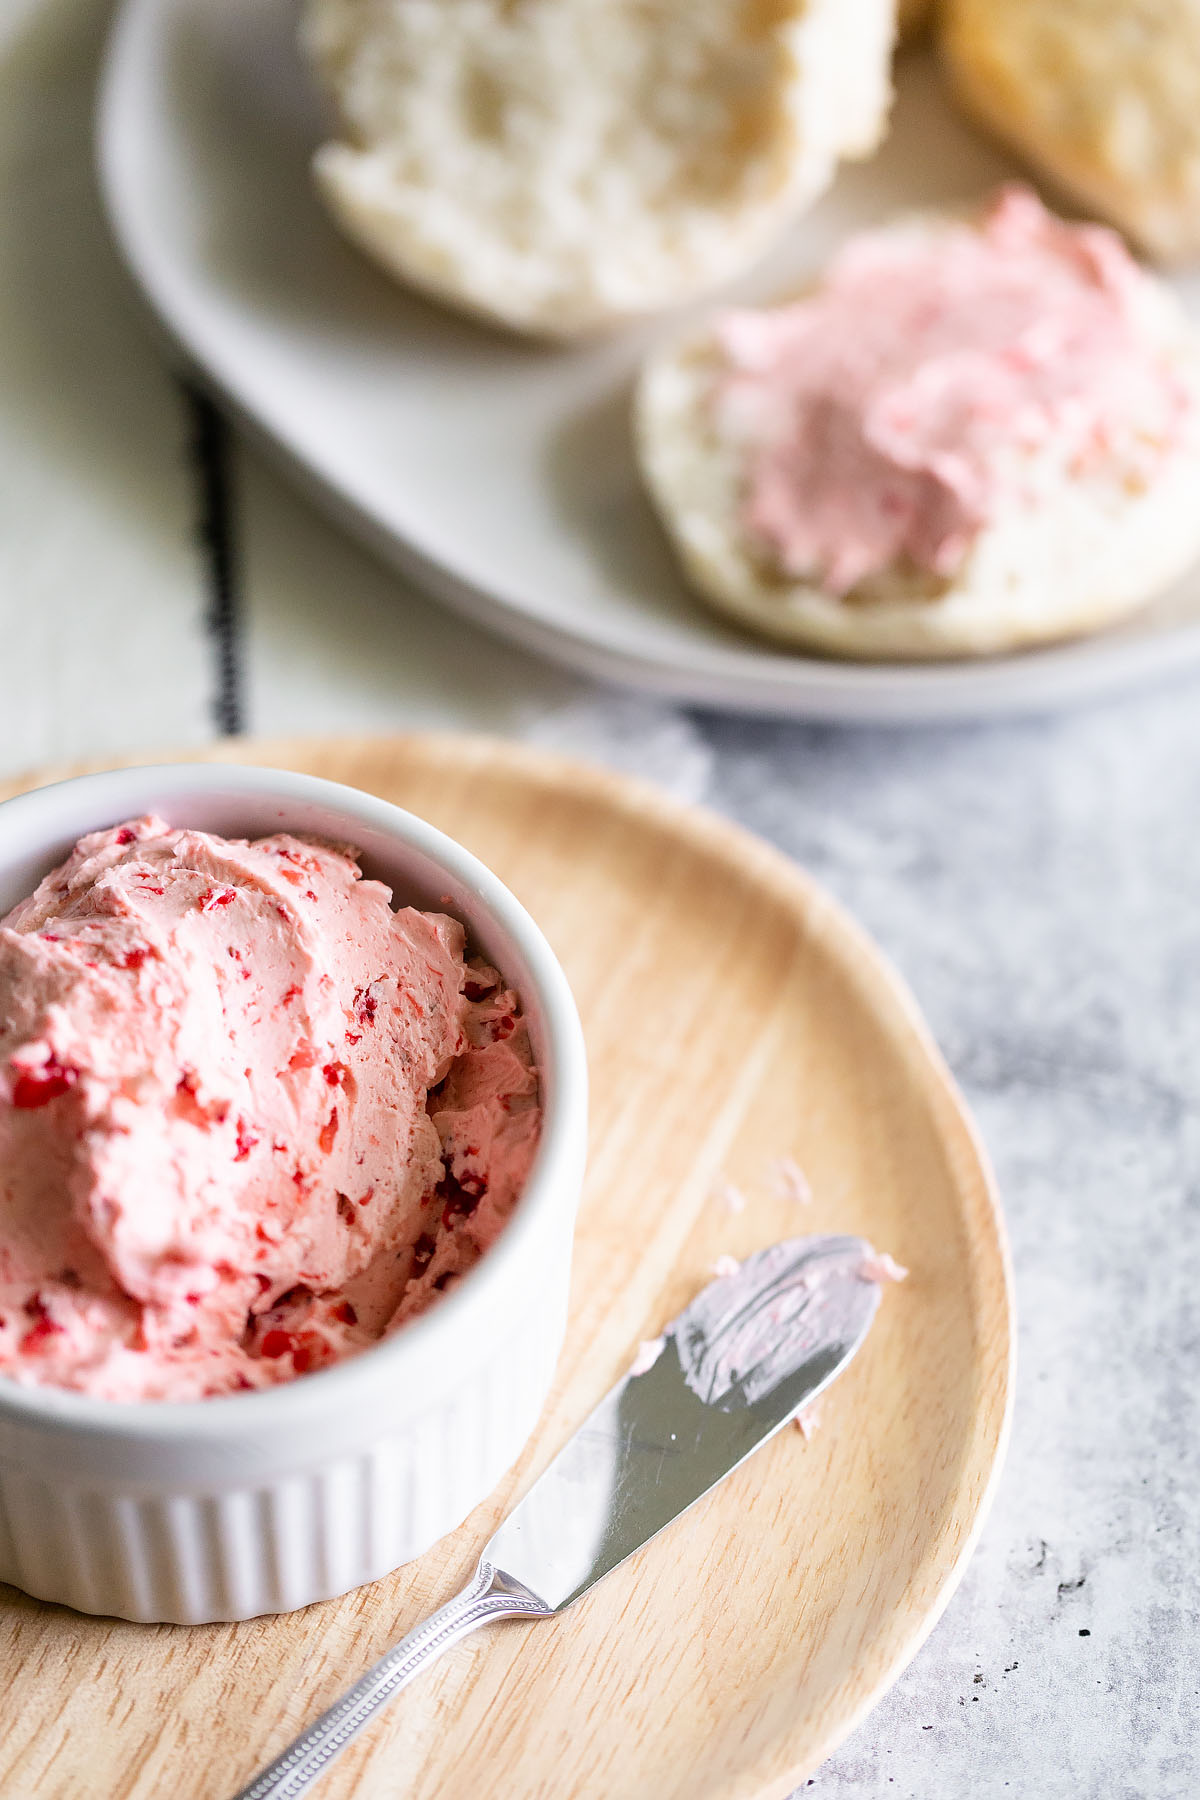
[
  {"left": 0, "top": 764, "right": 586, "bottom": 1622},
  {"left": 1, "top": 816, "right": 541, "bottom": 1401}
]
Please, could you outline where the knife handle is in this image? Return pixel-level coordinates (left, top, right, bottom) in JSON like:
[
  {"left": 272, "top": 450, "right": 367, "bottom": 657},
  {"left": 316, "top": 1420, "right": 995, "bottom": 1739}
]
[{"left": 231, "top": 1562, "right": 549, "bottom": 1800}]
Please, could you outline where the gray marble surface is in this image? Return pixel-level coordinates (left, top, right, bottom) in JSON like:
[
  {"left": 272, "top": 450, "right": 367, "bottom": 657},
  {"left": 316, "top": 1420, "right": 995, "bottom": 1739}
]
[{"left": 2, "top": 2, "right": 1198, "bottom": 1794}]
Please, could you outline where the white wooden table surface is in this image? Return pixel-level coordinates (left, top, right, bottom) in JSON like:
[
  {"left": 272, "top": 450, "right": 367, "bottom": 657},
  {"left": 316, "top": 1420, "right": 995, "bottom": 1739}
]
[
  {"left": 0, "top": 0, "right": 716, "bottom": 798},
  {"left": 3, "top": 5, "right": 1198, "bottom": 1798}
]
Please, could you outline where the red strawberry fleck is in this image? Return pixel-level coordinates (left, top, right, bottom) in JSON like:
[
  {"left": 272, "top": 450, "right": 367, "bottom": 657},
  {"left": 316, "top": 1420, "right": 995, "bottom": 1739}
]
[
  {"left": 11, "top": 1058, "right": 79, "bottom": 1109},
  {"left": 353, "top": 987, "right": 377, "bottom": 1027},
  {"left": 332, "top": 1301, "right": 358, "bottom": 1326},
  {"left": 319, "top": 1109, "right": 339, "bottom": 1154},
  {"left": 282, "top": 984, "right": 301, "bottom": 1007},
  {"left": 322, "top": 1062, "right": 345, "bottom": 1087},
  {"left": 115, "top": 828, "right": 136, "bottom": 846},
  {"left": 304, "top": 890, "right": 318, "bottom": 902},
  {"left": 175, "top": 1071, "right": 208, "bottom": 1124},
  {"left": 255, "top": 1224, "right": 274, "bottom": 1244},
  {"left": 493, "top": 1014, "right": 516, "bottom": 1040},
  {"left": 185, "top": 1292, "right": 202, "bottom": 1306},
  {"left": 259, "top": 1328, "right": 294, "bottom": 1360},
  {"left": 19, "top": 1315, "right": 62, "bottom": 1353},
  {"left": 198, "top": 885, "right": 236, "bottom": 912},
  {"left": 290, "top": 1331, "right": 326, "bottom": 1375},
  {"left": 19, "top": 1294, "right": 61, "bottom": 1352},
  {"left": 292, "top": 1168, "right": 308, "bottom": 1190},
  {"left": 345, "top": 1032, "right": 361, "bottom": 1046},
  {"left": 234, "top": 1121, "right": 259, "bottom": 1162},
  {"left": 254, "top": 1272, "right": 272, "bottom": 1293},
  {"left": 231, "top": 1373, "right": 254, "bottom": 1392},
  {"left": 122, "top": 945, "right": 152, "bottom": 971},
  {"left": 358, "top": 1187, "right": 374, "bottom": 1207}
]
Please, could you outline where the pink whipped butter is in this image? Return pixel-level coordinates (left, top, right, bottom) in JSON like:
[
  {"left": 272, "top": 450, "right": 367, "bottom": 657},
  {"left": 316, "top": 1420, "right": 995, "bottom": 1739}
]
[
  {"left": 714, "top": 185, "right": 1195, "bottom": 593},
  {"left": 0, "top": 818, "right": 540, "bottom": 1400}
]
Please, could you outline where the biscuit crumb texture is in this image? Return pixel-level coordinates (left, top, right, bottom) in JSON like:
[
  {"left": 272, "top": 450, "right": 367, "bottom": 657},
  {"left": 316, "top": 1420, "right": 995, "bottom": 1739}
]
[
  {"left": 301, "top": 0, "right": 895, "bottom": 336},
  {"left": 943, "top": 0, "right": 1200, "bottom": 263},
  {"left": 636, "top": 212, "right": 1200, "bottom": 660}
]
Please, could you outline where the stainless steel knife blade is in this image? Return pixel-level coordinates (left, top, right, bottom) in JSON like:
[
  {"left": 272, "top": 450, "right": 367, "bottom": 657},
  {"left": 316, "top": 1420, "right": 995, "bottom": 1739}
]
[{"left": 234, "top": 1233, "right": 889, "bottom": 1800}]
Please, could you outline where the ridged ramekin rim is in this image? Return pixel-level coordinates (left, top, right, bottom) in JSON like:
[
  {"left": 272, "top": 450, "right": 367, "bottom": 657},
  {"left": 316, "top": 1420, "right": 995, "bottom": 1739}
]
[{"left": 0, "top": 761, "right": 587, "bottom": 1442}]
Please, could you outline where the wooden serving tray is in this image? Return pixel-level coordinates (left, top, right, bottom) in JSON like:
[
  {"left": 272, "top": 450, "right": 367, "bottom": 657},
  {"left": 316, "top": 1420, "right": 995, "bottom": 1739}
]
[{"left": 0, "top": 735, "right": 1012, "bottom": 1800}]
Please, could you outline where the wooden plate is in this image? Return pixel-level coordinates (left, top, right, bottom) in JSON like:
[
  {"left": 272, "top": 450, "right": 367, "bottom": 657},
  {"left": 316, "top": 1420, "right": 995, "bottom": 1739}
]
[{"left": 0, "top": 735, "right": 1013, "bottom": 1800}]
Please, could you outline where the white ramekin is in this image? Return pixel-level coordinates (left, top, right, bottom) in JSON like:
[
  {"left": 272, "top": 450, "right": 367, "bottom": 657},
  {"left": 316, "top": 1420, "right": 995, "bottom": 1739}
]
[{"left": 0, "top": 763, "right": 587, "bottom": 1623}]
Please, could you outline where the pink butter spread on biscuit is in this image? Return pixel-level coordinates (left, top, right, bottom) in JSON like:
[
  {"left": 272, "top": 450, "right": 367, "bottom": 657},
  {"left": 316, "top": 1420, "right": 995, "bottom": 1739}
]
[
  {"left": 0, "top": 817, "right": 540, "bottom": 1400},
  {"left": 715, "top": 185, "right": 1196, "bottom": 593}
]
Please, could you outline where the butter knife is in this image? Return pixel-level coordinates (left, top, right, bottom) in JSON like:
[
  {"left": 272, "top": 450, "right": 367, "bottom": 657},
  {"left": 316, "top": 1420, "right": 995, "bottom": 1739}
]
[{"left": 233, "top": 1233, "right": 889, "bottom": 1800}]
